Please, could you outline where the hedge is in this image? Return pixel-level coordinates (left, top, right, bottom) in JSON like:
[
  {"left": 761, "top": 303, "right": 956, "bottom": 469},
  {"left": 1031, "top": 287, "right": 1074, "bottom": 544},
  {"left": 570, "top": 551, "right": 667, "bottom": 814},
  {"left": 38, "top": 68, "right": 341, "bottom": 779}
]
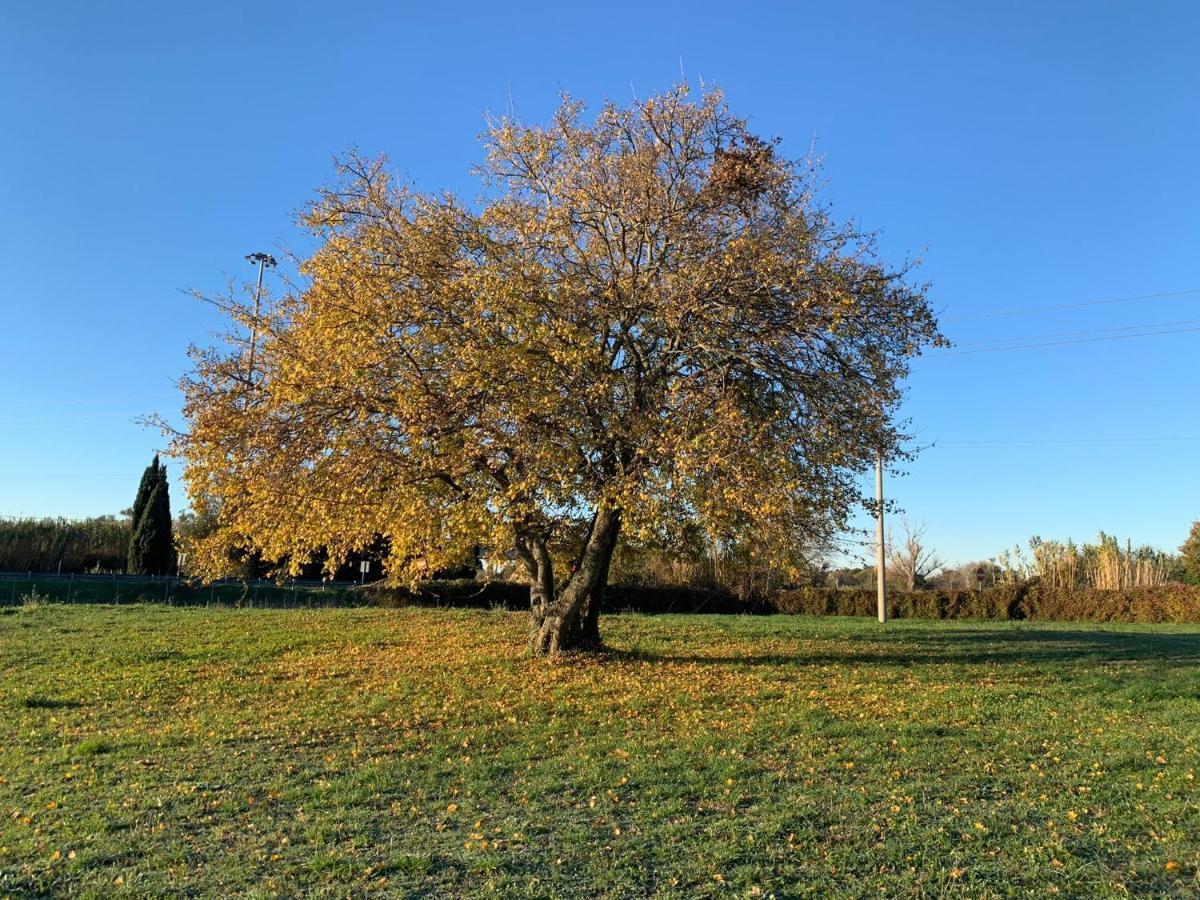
[
  {"left": 371, "top": 579, "right": 1200, "bottom": 624},
  {"left": 19, "top": 575, "right": 1195, "bottom": 624},
  {"left": 366, "top": 579, "right": 530, "bottom": 609},
  {"left": 365, "top": 581, "right": 758, "bottom": 614},
  {"left": 773, "top": 586, "right": 1021, "bottom": 620},
  {"left": 774, "top": 581, "right": 1200, "bottom": 624}
]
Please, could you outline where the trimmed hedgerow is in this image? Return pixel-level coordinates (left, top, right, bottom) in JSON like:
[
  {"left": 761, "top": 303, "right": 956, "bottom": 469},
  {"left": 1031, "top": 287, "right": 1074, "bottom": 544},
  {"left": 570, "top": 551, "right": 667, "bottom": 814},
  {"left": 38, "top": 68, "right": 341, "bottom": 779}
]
[
  {"left": 365, "top": 579, "right": 530, "bottom": 609},
  {"left": 773, "top": 581, "right": 1200, "bottom": 624},
  {"left": 368, "top": 578, "right": 1200, "bottom": 624},
  {"left": 1017, "top": 581, "right": 1200, "bottom": 623},
  {"left": 365, "top": 581, "right": 757, "bottom": 614},
  {"left": 773, "top": 585, "right": 1022, "bottom": 620}
]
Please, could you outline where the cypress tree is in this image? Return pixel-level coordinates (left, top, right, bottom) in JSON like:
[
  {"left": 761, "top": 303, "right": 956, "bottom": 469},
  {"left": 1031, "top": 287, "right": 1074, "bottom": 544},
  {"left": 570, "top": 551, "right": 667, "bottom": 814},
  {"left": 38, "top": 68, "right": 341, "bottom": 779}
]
[
  {"left": 127, "top": 458, "right": 174, "bottom": 575},
  {"left": 129, "top": 455, "right": 160, "bottom": 539}
]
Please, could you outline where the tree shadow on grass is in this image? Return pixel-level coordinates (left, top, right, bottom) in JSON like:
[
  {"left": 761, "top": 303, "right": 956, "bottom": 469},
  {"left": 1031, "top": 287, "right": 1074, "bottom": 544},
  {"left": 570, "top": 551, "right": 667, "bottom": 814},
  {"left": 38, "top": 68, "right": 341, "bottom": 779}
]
[
  {"left": 22, "top": 696, "right": 84, "bottom": 709},
  {"left": 611, "top": 626, "right": 1200, "bottom": 669}
]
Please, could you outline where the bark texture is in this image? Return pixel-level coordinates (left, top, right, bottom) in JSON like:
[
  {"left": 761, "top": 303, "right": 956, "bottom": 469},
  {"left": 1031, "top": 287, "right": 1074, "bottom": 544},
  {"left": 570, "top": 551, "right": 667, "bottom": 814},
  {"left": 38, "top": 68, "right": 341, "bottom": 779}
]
[{"left": 523, "top": 507, "right": 621, "bottom": 655}]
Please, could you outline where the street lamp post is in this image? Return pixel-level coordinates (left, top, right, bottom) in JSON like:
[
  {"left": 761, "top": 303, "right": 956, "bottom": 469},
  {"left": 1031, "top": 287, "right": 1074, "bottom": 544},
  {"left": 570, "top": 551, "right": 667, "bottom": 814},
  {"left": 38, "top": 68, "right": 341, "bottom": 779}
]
[
  {"left": 875, "top": 450, "right": 887, "bottom": 623},
  {"left": 244, "top": 252, "right": 277, "bottom": 377}
]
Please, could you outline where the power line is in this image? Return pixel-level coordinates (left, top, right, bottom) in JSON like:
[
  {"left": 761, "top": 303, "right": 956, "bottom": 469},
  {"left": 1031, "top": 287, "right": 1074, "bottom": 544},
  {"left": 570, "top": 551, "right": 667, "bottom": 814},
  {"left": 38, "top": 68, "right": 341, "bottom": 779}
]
[
  {"left": 0, "top": 473, "right": 141, "bottom": 479},
  {"left": 934, "top": 436, "right": 1200, "bottom": 446},
  {"left": 2, "top": 392, "right": 180, "bottom": 413},
  {"left": 0, "top": 412, "right": 150, "bottom": 431},
  {"left": 926, "top": 324, "right": 1200, "bottom": 356},
  {"left": 941, "top": 287, "right": 1200, "bottom": 323},
  {"left": 949, "top": 317, "right": 1200, "bottom": 349}
]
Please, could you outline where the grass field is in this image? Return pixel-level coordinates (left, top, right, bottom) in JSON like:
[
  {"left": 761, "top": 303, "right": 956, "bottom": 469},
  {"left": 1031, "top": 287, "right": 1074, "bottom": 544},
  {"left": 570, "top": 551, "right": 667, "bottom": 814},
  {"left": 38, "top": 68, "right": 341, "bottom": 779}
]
[{"left": 1, "top": 605, "right": 1198, "bottom": 897}]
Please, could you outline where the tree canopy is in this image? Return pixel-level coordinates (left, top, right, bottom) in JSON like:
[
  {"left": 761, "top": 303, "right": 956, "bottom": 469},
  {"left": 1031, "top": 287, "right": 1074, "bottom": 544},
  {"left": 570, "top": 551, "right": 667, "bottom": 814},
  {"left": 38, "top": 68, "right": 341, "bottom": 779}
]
[{"left": 175, "top": 85, "right": 943, "bottom": 653}]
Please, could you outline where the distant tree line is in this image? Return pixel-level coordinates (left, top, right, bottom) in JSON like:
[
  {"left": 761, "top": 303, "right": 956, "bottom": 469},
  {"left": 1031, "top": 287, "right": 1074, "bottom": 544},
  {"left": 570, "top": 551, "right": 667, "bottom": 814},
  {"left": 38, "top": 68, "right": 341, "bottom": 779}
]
[
  {"left": 7, "top": 454, "right": 1200, "bottom": 598},
  {"left": 0, "top": 455, "right": 176, "bottom": 576}
]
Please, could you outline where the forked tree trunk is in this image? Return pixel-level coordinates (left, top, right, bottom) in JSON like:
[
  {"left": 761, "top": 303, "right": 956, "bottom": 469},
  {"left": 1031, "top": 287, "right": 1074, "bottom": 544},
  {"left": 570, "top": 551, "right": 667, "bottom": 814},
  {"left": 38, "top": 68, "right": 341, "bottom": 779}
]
[
  {"left": 567, "top": 517, "right": 617, "bottom": 649},
  {"left": 527, "top": 507, "right": 621, "bottom": 656}
]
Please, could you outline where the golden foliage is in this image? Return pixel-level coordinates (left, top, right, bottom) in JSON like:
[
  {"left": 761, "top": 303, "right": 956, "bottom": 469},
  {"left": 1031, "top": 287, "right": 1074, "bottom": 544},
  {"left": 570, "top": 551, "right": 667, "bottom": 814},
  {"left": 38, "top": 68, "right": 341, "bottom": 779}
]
[{"left": 174, "top": 84, "right": 942, "bottom": 611}]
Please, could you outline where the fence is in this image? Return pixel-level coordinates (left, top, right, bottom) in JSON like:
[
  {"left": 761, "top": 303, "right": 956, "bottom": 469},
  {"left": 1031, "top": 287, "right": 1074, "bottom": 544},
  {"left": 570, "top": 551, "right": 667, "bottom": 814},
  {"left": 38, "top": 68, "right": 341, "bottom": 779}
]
[{"left": 0, "top": 571, "right": 363, "bottom": 608}]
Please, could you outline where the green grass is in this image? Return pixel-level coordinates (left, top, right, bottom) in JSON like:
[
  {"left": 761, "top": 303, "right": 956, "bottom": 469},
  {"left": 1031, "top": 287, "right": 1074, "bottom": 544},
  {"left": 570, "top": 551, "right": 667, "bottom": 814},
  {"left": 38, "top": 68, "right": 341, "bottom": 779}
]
[{"left": 1, "top": 605, "right": 1198, "bottom": 897}]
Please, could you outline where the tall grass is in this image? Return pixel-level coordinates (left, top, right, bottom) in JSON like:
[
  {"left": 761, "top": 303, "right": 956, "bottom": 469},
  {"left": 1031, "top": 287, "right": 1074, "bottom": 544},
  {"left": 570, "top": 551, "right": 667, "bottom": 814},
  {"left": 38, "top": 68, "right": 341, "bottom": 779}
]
[
  {"left": 1001, "top": 532, "right": 1174, "bottom": 590},
  {"left": 0, "top": 516, "right": 129, "bottom": 573}
]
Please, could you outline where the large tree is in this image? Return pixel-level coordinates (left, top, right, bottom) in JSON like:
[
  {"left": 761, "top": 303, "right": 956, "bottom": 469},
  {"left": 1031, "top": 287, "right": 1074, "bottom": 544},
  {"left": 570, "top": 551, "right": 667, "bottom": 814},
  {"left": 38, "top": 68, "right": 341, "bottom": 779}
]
[
  {"left": 175, "top": 85, "right": 943, "bottom": 654},
  {"left": 887, "top": 518, "right": 944, "bottom": 592}
]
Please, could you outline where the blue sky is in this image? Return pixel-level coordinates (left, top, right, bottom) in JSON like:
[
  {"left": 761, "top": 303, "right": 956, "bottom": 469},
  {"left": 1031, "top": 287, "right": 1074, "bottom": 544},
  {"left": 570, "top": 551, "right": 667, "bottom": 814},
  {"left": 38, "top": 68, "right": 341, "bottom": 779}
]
[{"left": 1, "top": 0, "right": 1197, "bottom": 565}]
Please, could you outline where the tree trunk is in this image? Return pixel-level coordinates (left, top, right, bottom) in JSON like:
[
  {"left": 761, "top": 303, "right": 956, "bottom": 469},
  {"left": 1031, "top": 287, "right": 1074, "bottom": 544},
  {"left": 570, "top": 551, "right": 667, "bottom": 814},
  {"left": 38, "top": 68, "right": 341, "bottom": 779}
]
[
  {"left": 528, "top": 506, "right": 621, "bottom": 656},
  {"left": 570, "top": 516, "right": 618, "bottom": 649},
  {"left": 514, "top": 531, "right": 555, "bottom": 623}
]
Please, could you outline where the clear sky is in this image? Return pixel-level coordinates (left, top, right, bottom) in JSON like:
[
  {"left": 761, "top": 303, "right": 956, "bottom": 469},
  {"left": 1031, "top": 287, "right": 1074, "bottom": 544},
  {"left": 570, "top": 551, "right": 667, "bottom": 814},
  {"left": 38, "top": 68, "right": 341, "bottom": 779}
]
[{"left": 1, "top": 0, "right": 1197, "bottom": 565}]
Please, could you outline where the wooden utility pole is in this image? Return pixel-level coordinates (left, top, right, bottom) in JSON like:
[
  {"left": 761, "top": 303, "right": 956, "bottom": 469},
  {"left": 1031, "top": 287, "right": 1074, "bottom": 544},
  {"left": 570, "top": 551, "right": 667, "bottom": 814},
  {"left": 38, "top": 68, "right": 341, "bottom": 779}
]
[{"left": 875, "top": 451, "right": 887, "bottom": 623}]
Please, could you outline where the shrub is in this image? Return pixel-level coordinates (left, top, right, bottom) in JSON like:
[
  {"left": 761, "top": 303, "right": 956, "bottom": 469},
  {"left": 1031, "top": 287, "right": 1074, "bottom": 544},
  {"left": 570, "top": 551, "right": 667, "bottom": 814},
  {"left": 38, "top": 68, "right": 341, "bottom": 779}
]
[
  {"left": 1016, "top": 581, "right": 1200, "bottom": 624},
  {"left": 363, "top": 580, "right": 756, "bottom": 615},
  {"left": 364, "top": 580, "right": 530, "bottom": 610},
  {"left": 365, "top": 579, "right": 1200, "bottom": 623},
  {"left": 601, "top": 584, "right": 759, "bottom": 615},
  {"left": 20, "top": 573, "right": 1200, "bottom": 625},
  {"left": 771, "top": 582, "right": 1200, "bottom": 624}
]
